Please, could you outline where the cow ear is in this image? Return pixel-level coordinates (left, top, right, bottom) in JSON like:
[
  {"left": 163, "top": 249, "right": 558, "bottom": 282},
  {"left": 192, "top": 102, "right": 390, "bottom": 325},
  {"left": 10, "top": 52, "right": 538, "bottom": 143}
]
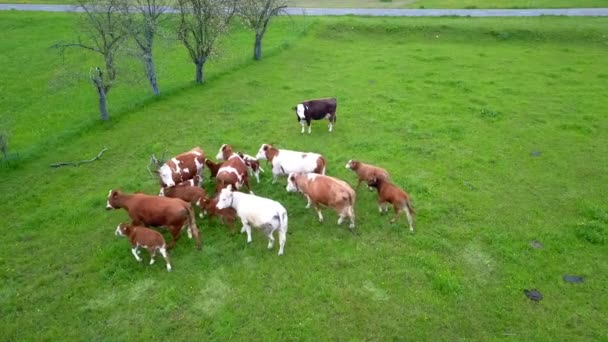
[
  {"left": 292, "top": 106, "right": 297, "bottom": 111},
  {"left": 263, "top": 145, "right": 268, "bottom": 151},
  {"left": 112, "top": 190, "right": 119, "bottom": 198}
]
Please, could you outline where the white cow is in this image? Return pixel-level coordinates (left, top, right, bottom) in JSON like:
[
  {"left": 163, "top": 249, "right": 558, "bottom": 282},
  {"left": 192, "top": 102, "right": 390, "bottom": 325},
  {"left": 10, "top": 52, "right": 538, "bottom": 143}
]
[
  {"left": 216, "top": 185, "right": 288, "bottom": 255},
  {"left": 255, "top": 144, "right": 326, "bottom": 183}
]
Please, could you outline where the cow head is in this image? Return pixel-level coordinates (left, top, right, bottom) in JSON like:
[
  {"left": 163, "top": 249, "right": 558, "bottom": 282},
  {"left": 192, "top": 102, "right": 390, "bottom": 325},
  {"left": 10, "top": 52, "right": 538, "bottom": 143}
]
[
  {"left": 294, "top": 103, "right": 305, "bottom": 121},
  {"left": 106, "top": 190, "right": 121, "bottom": 210},
  {"left": 286, "top": 173, "right": 300, "bottom": 193},
  {"left": 158, "top": 164, "right": 175, "bottom": 187},
  {"left": 345, "top": 160, "right": 359, "bottom": 170},
  {"left": 256, "top": 144, "right": 271, "bottom": 160},
  {"left": 216, "top": 185, "right": 234, "bottom": 210},
  {"left": 366, "top": 177, "right": 380, "bottom": 189},
  {"left": 115, "top": 222, "right": 132, "bottom": 237},
  {"left": 216, "top": 144, "right": 234, "bottom": 160}
]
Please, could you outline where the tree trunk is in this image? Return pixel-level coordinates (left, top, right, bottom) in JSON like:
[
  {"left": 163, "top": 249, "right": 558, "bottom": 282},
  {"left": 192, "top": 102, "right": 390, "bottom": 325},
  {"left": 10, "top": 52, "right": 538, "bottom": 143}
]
[
  {"left": 254, "top": 34, "right": 262, "bottom": 61},
  {"left": 143, "top": 51, "right": 160, "bottom": 96},
  {"left": 195, "top": 61, "right": 204, "bottom": 84},
  {"left": 97, "top": 86, "right": 109, "bottom": 121}
]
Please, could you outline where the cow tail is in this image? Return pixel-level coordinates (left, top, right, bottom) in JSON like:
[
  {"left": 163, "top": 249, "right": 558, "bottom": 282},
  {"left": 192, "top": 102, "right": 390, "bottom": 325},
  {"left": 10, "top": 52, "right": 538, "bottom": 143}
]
[
  {"left": 316, "top": 156, "right": 327, "bottom": 175},
  {"left": 186, "top": 204, "right": 202, "bottom": 250},
  {"left": 405, "top": 199, "right": 415, "bottom": 216}
]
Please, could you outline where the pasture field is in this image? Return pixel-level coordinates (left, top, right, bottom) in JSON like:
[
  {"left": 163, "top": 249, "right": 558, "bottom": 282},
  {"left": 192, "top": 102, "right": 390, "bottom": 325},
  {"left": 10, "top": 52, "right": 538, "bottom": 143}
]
[
  {"left": 1, "top": 12, "right": 608, "bottom": 340},
  {"left": 2, "top": 0, "right": 608, "bottom": 8}
]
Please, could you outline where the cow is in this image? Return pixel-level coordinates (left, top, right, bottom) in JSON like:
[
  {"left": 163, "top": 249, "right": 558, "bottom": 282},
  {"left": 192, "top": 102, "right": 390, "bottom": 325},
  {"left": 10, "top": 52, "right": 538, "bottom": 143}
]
[
  {"left": 159, "top": 185, "right": 207, "bottom": 218},
  {"left": 237, "top": 152, "right": 264, "bottom": 183},
  {"left": 198, "top": 196, "right": 237, "bottom": 235},
  {"left": 293, "top": 97, "right": 337, "bottom": 134},
  {"left": 158, "top": 175, "right": 202, "bottom": 196},
  {"left": 216, "top": 185, "right": 288, "bottom": 256},
  {"left": 214, "top": 144, "right": 252, "bottom": 193},
  {"left": 345, "top": 160, "right": 390, "bottom": 189},
  {"left": 366, "top": 177, "right": 415, "bottom": 232},
  {"left": 106, "top": 190, "right": 202, "bottom": 250},
  {"left": 255, "top": 144, "right": 326, "bottom": 183},
  {"left": 286, "top": 172, "right": 356, "bottom": 229},
  {"left": 158, "top": 147, "right": 205, "bottom": 187},
  {"left": 205, "top": 159, "right": 224, "bottom": 180},
  {"left": 115, "top": 223, "right": 172, "bottom": 272}
]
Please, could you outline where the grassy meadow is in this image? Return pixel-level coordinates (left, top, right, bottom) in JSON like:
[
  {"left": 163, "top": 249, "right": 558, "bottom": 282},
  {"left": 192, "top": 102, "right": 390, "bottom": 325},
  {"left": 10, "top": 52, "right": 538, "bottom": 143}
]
[{"left": 1, "top": 11, "right": 608, "bottom": 340}]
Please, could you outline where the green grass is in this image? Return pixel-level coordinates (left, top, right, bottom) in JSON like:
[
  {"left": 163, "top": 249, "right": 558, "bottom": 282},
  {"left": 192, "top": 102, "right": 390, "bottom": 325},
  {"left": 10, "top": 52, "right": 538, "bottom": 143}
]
[
  {"left": 2, "top": 0, "right": 608, "bottom": 8},
  {"left": 1, "top": 12, "right": 608, "bottom": 340}
]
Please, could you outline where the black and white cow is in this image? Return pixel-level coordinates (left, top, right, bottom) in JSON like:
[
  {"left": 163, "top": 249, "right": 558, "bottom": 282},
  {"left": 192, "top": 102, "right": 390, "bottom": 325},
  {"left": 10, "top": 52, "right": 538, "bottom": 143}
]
[{"left": 292, "top": 98, "right": 337, "bottom": 134}]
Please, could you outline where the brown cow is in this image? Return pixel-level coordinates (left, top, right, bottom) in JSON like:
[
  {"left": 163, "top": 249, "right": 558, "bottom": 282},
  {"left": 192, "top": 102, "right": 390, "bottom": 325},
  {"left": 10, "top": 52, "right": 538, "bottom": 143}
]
[
  {"left": 345, "top": 159, "right": 390, "bottom": 189},
  {"left": 198, "top": 196, "right": 237, "bottom": 235},
  {"left": 158, "top": 147, "right": 205, "bottom": 187},
  {"left": 158, "top": 175, "right": 202, "bottom": 195},
  {"left": 214, "top": 144, "right": 252, "bottom": 193},
  {"left": 205, "top": 159, "right": 224, "bottom": 179},
  {"left": 115, "top": 223, "right": 172, "bottom": 272},
  {"left": 367, "top": 177, "right": 415, "bottom": 232},
  {"left": 159, "top": 185, "right": 207, "bottom": 218},
  {"left": 106, "top": 190, "right": 202, "bottom": 250},
  {"left": 286, "top": 172, "right": 356, "bottom": 229}
]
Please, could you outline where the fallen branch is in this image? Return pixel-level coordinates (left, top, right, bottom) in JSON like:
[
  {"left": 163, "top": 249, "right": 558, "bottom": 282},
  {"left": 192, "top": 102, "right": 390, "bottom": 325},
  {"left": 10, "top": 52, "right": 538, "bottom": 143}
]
[{"left": 50, "top": 147, "right": 108, "bottom": 168}]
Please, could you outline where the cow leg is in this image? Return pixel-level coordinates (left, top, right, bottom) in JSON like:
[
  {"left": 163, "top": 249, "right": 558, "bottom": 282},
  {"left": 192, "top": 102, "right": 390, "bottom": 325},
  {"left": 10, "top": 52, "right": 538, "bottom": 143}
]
[
  {"left": 131, "top": 246, "right": 142, "bottom": 262},
  {"left": 305, "top": 194, "right": 311, "bottom": 209},
  {"left": 149, "top": 248, "right": 156, "bottom": 265},
  {"left": 254, "top": 170, "right": 260, "bottom": 183},
  {"left": 159, "top": 247, "right": 172, "bottom": 272},
  {"left": 403, "top": 205, "right": 415, "bottom": 232},
  {"left": 328, "top": 114, "right": 333, "bottom": 132},
  {"left": 241, "top": 221, "right": 253, "bottom": 243},
  {"left": 300, "top": 120, "right": 306, "bottom": 134},
  {"left": 228, "top": 217, "right": 236, "bottom": 235},
  {"left": 278, "top": 229, "right": 286, "bottom": 256},
  {"left": 167, "top": 228, "right": 182, "bottom": 249},
  {"left": 356, "top": 178, "right": 362, "bottom": 189},
  {"left": 348, "top": 206, "right": 356, "bottom": 229},
  {"left": 313, "top": 203, "right": 323, "bottom": 222},
  {"left": 378, "top": 201, "right": 387, "bottom": 214},
  {"left": 390, "top": 204, "right": 400, "bottom": 223},
  {"left": 244, "top": 175, "right": 254, "bottom": 195},
  {"left": 267, "top": 230, "right": 275, "bottom": 250}
]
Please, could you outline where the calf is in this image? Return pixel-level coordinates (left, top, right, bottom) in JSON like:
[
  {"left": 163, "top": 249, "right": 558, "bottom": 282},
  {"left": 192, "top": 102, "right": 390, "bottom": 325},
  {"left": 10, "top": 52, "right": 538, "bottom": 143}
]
[
  {"left": 286, "top": 173, "right": 356, "bottom": 229},
  {"left": 237, "top": 152, "right": 264, "bottom": 183},
  {"left": 345, "top": 159, "right": 390, "bottom": 189},
  {"left": 115, "top": 223, "right": 172, "bottom": 272},
  {"left": 293, "top": 97, "right": 337, "bottom": 134},
  {"left": 158, "top": 147, "right": 205, "bottom": 187},
  {"left": 106, "top": 190, "right": 202, "bottom": 250},
  {"left": 216, "top": 185, "right": 288, "bottom": 255},
  {"left": 198, "top": 196, "right": 237, "bottom": 235},
  {"left": 367, "top": 177, "right": 415, "bottom": 232},
  {"left": 158, "top": 175, "right": 202, "bottom": 196},
  {"left": 205, "top": 159, "right": 224, "bottom": 179},
  {"left": 159, "top": 185, "right": 207, "bottom": 218},
  {"left": 215, "top": 144, "right": 252, "bottom": 193},
  {"left": 255, "top": 144, "right": 326, "bottom": 183}
]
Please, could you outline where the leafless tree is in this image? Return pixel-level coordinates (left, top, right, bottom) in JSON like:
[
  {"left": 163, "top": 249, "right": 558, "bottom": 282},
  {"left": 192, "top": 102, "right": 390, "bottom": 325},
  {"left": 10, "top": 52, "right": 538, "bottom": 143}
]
[
  {"left": 238, "top": 0, "right": 286, "bottom": 61},
  {"left": 117, "top": 0, "right": 173, "bottom": 96},
  {"left": 176, "top": 0, "right": 238, "bottom": 84},
  {"left": 54, "top": 0, "right": 127, "bottom": 121}
]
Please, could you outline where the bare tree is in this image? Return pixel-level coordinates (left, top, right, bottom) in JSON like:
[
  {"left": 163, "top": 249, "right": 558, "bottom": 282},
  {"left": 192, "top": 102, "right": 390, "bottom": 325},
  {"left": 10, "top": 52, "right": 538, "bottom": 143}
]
[
  {"left": 176, "top": 0, "right": 238, "bottom": 84},
  {"left": 54, "top": 0, "right": 126, "bottom": 121},
  {"left": 117, "top": 0, "right": 172, "bottom": 96},
  {"left": 239, "top": 0, "right": 286, "bottom": 61}
]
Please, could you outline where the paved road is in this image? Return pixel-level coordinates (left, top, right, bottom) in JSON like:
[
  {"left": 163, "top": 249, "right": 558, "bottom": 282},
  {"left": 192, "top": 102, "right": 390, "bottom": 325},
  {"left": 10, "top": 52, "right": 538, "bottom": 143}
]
[{"left": 1, "top": 3, "right": 608, "bottom": 16}]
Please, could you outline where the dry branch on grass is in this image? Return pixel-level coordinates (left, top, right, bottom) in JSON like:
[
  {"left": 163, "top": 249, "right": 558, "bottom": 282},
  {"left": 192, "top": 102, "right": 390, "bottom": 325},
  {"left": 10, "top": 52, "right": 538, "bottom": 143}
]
[{"left": 50, "top": 148, "right": 108, "bottom": 168}]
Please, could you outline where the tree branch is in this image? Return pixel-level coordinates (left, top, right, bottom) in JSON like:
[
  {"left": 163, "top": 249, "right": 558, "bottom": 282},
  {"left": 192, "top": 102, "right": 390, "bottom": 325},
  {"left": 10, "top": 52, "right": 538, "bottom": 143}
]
[{"left": 50, "top": 147, "right": 108, "bottom": 168}]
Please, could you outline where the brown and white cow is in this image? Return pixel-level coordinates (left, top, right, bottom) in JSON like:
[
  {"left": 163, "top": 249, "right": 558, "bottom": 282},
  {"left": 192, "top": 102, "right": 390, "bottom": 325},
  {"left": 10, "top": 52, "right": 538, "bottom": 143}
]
[
  {"left": 345, "top": 159, "right": 390, "bottom": 189},
  {"left": 159, "top": 184, "right": 207, "bottom": 218},
  {"left": 158, "top": 175, "right": 202, "bottom": 195},
  {"left": 214, "top": 144, "right": 252, "bottom": 193},
  {"left": 106, "top": 190, "right": 202, "bottom": 250},
  {"left": 367, "top": 177, "right": 415, "bottom": 232},
  {"left": 115, "top": 223, "right": 172, "bottom": 272},
  {"left": 286, "top": 172, "right": 356, "bottom": 229},
  {"left": 293, "top": 97, "right": 337, "bottom": 134},
  {"left": 198, "top": 196, "right": 237, "bottom": 235},
  {"left": 256, "top": 144, "right": 326, "bottom": 183},
  {"left": 158, "top": 147, "right": 205, "bottom": 187},
  {"left": 237, "top": 152, "right": 264, "bottom": 183}
]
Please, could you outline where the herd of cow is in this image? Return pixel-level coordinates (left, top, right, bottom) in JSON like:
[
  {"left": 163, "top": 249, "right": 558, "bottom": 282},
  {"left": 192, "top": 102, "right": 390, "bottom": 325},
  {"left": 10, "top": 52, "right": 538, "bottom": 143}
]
[{"left": 105, "top": 99, "right": 415, "bottom": 272}]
